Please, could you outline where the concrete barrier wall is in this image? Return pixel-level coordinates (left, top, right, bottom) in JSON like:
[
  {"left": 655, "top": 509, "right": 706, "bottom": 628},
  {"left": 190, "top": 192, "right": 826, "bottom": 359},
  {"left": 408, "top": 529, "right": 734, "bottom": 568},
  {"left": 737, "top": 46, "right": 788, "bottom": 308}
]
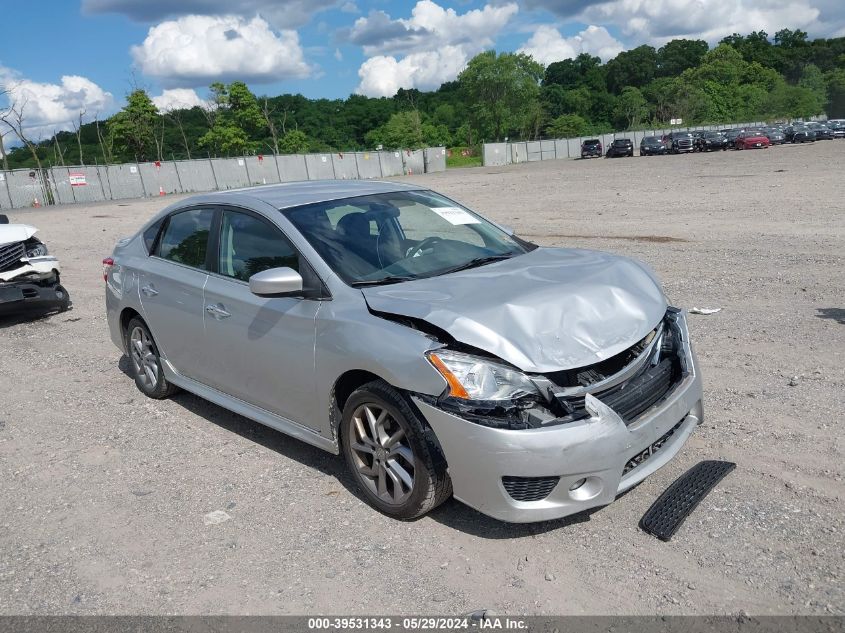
[
  {"left": 245, "top": 155, "right": 280, "bottom": 186},
  {"left": 210, "top": 158, "right": 250, "bottom": 190},
  {"left": 332, "top": 153, "right": 359, "bottom": 180},
  {"left": 139, "top": 162, "right": 182, "bottom": 196},
  {"left": 525, "top": 141, "right": 542, "bottom": 162},
  {"left": 175, "top": 160, "right": 217, "bottom": 193},
  {"left": 511, "top": 142, "right": 528, "bottom": 164},
  {"left": 106, "top": 164, "right": 145, "bottom": 199},
  {"left": 424, "top": 147, "right": 447, "bottom": 173},
  {"left": 305, "top": 154, "right": 335, "bottom": 180},
  {"left": 0, "top": 172, "right": 12, "bottom": 210},
  {"left": 482, "top": 143, "right": 509, "bottom": 167},
  {"left": 276, "top": 155, "right": 308, "bottom": 182},
  {"left": 355, "top": 152, "right": 382, "bottom": 179},
  {"left": 402, "top": 149, "right": 425, "bottom": 175},
  {"left": 379, "top": 151, "right": 404, "bottom": 177},
  {"left": 51, "top": 166, "right": 108, "bottom": 204}
]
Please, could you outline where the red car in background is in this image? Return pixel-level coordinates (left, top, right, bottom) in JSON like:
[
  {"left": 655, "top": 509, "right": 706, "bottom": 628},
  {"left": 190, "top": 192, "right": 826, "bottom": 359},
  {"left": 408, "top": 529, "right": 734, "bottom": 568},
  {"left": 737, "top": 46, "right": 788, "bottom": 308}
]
[{"left": 735, "top": 131, "right": 771, "bottom": 150}]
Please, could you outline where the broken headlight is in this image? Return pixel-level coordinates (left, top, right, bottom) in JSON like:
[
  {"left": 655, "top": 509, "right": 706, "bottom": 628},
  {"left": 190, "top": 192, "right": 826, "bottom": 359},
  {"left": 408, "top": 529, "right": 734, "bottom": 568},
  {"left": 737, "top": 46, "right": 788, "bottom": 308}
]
[
  {"left": 25, "top": 241, "right": 49, "bottom": 258},
  {"left": 427, "top": 349, "right": 540, "bottom": 402}
]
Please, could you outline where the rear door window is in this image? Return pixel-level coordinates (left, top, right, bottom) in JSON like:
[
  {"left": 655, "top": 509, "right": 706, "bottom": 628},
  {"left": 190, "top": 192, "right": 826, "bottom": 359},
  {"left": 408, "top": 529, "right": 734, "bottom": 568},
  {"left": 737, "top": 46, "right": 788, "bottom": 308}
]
[{"left": 156, "top": 208, "right": 214, "bottom": 269}]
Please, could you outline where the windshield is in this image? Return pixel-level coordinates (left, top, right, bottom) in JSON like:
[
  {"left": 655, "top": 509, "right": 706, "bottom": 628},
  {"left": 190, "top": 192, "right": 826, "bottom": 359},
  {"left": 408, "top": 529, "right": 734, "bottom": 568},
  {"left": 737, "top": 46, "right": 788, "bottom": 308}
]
[
  {"left": 613, "top": 140, "right": 630, "bottom": 146},
  {"left": 704, "top": 132, "right": 722, "bottom": 138},
  {"left": 642, "top": 137, "right": 661, "bottom": 144},
  {"left": 284, "top": 190, "right": 529, "bottom": 286}
]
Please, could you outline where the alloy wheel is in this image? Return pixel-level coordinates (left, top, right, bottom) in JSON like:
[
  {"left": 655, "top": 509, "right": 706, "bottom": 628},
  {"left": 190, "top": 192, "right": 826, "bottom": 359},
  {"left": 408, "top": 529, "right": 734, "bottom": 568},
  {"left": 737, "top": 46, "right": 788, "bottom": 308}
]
[
  {"left": 130, "top": 326, "right": 159, "bottom": 390},
  {"left": 348, "top": 403, "right": 415, "bottom": 505}
]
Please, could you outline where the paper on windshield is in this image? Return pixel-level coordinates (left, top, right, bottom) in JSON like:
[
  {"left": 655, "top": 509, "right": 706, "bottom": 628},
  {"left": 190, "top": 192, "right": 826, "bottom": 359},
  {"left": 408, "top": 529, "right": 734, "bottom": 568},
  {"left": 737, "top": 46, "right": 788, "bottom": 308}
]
[{"left": 432, "top": 206, "right": 480, "bottom": 225}]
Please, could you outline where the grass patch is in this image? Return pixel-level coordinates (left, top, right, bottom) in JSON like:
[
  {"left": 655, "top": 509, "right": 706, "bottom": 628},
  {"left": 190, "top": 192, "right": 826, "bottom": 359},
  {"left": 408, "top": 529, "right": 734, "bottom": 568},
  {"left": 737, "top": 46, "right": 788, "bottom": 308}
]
[{"left": 446, "top": 147, "right": 482, "bottom": 168}]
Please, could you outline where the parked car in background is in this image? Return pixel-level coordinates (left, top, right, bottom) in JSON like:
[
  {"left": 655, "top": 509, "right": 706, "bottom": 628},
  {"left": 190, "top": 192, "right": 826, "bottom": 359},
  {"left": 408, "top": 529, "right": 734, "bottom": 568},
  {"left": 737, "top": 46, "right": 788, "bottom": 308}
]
[
  {"left": 104, "top": 180, "right": 703, "bottom": 523},
  {"left": 735, "top": 131, "right": 771, "bottom": 150},
  {"left": 808, "top": 122, "right": 833, "bottom": 140},
  {"left": 0, "top": 214, "right": 70, "bottom": 316},
  {"left": 580, "top": 139, "right": 603, "bottom": 159},
  {"left": 723, "top": 129, "right": 743, "bottom": 144},
  {"left": 695, "top": 131, "right": 729, "bottom": 152},
  {"left": 761, "top": 128, "right": 785, "bottom": 144},
  {"left": 829, "top": 120, "right": 845, "bottom": 138},
  {"left": 785, "top": 126, "right": 815, "bottom": 143},
  {"left": 640, "top": 136, "right": 667, "bottom": 156},
  {"left": 605, "top": 138, "right": 634, "bottom": 158},
  {"left": 663, "top": 132, "right": 695, "bottom": 153}
]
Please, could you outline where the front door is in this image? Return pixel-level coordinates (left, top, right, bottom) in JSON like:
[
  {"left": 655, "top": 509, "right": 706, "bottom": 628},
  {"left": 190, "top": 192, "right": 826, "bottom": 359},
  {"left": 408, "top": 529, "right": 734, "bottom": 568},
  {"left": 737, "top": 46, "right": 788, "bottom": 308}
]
[{"left": 200, "top": 209, "right": 321, "bottom": 429}]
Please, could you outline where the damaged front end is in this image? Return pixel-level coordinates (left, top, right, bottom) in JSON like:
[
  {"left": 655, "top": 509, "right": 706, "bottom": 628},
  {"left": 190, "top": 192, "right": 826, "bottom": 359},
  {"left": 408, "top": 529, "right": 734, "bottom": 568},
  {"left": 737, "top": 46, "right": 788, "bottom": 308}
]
[
  {"left": 0, "top": 227, "right": 70, "bottom": 316},
  {"left": 417, "top": 309, "right": 687, "bottom": 431}
]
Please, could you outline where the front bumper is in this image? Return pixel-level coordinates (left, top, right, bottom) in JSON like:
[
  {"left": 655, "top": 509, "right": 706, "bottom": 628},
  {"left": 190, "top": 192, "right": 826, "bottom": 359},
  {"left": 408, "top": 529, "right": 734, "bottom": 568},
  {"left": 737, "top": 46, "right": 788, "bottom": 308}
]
[
  {"left": 0, "top": 277, "right": 69, "bottom": 315},
  {"left": 414, "top": 310, "right": 703, "bottom": 523}
]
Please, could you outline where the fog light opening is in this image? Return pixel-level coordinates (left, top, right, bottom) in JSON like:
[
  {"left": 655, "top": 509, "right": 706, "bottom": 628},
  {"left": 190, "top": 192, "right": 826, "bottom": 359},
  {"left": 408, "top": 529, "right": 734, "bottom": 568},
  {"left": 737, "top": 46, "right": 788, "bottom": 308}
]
[{"left": 569, "top": 478, "right": 587, "bottom": 492}]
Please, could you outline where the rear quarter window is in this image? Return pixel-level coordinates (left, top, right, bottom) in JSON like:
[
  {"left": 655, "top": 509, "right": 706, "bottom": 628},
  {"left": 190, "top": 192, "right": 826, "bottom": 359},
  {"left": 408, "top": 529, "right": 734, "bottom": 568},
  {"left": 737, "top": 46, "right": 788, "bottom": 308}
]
[{"left": 143, "top": 217, "right": 165, "bottom": 254}]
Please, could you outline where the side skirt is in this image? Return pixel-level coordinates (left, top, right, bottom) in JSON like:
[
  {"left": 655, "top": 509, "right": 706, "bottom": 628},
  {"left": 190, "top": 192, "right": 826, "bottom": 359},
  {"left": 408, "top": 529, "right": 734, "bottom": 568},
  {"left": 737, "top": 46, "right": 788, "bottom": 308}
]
[{"left": 163, "top": 362, "right": 340, "bottom": 455}]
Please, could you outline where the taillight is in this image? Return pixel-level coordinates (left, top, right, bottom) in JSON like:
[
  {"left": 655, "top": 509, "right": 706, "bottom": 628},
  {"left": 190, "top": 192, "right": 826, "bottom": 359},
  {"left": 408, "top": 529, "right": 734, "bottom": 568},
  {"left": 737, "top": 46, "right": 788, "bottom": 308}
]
[{"left": 102, "top": 257, "right": 114, "bottom": 282}]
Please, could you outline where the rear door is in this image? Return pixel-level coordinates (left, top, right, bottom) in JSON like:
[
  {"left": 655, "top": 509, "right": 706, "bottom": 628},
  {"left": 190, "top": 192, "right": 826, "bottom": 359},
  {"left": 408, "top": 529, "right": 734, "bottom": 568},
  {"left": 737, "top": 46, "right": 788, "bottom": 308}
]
[
  {"left": 199, "top": 208, "right": 322, "bottom": 428},
  {"left": 139, "top": 207, "right": 214, "bottom": 380}
]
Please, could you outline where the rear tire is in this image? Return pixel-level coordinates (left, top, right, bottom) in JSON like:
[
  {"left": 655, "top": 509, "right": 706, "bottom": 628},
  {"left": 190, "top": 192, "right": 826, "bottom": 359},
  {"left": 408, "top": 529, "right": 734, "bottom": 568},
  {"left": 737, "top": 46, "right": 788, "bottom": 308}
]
[
  {"left": 125, "top": 317, "right": 178, "bottom": 399},
  {"left": 341, "top": 380, "right": 452, "bottom": 520}
]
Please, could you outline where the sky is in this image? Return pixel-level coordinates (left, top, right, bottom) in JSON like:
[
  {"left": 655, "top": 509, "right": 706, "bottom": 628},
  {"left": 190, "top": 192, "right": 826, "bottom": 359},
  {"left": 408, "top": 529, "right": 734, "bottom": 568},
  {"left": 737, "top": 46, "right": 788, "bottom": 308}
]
[{"left": 1, "top": 0, "right": 845, "bottom": 141}]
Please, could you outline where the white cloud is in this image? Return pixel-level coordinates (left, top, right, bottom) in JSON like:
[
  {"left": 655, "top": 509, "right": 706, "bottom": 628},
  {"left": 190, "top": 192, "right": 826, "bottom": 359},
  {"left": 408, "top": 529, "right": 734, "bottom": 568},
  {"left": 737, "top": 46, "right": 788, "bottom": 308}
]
[
  {"left": 356, "top": 46, "right": 471, "bottom": 97},
  {"left": 0, "top": 66, "right": 114, "bottom": 139},
  {"left": 517, "top": 24, "right": 623, "bottom": 64},
  {"left": 83, "top": 0, "right": 340, "bottom": 29},
  {"left": 581, "top": 0, "right": 824, "bottom": 44},
  {"left": 131, "top": 15, "right": 312, "bottom": 86},
  {"left": 353, "top": 1, "right": 518, "bottom": 96},
  {"left": 524, "top": 0, "right": 844, "bottom": 45},
  {"left": 151, "top": 88, "right": 206, "bottom": 112}
]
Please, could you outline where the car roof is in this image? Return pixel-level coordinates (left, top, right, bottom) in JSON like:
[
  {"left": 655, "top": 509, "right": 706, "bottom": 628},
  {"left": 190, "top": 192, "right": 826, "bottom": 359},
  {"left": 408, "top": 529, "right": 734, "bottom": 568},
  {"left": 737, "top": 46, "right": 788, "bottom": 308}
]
[{"left": 200, "top": 179, "right": 426, "bottom": 210}]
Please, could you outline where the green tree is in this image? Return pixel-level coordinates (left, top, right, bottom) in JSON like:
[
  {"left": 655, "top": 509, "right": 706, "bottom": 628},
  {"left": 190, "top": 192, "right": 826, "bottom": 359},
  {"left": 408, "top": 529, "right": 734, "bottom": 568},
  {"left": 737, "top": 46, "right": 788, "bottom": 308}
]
[
  {"left": 279, "top": 129, "right": 309, "bottom": 154},
  {"left": 657, "top": 39, "right": 709, "bottom": 77},
  {"left": 614, "top": 86, "right": 649, "bottom": 129},
  {"left": 545, "top": 114, "right": 591, "bottom": 138},
  {"left": 543, "top": 53, "right": 602, "bottom": 89},
  {"left": 605, "top": 45, "right": 658, "bottom": 93},
  {"left": 825, "top": 68, "right": 845, "bottom": 117},
  {"left": 198, "top": 81, "right": 264, "bottom": 155},
  {"left": 107, "top": 89, "right": 160, "bottom": 161},
  {"left": 798, "top": 64, "right": 828, "bottom": 112},
  {"left": 458, "top": 51, "right": 544, "bottom": 141}
]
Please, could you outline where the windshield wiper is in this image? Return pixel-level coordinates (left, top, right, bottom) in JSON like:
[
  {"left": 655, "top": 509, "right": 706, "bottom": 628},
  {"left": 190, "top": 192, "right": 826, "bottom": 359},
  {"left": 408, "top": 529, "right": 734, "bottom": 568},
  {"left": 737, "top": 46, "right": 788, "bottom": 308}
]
[
  {"left": 350, "top": 275, "right": 417, "bottom": 287},
  {"left": 438, "top": 253, "right": 516, "bottom": 275}
]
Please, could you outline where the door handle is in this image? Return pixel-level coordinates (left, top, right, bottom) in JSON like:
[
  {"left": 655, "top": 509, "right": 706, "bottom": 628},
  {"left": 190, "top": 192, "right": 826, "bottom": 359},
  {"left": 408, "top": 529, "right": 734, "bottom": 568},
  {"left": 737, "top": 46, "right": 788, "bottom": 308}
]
[
  {"left": 205, "top": 304, "right": 231, "bottom": 319},
  {"left": 141, "top": 285, "right": 158, "bottom": 297}
]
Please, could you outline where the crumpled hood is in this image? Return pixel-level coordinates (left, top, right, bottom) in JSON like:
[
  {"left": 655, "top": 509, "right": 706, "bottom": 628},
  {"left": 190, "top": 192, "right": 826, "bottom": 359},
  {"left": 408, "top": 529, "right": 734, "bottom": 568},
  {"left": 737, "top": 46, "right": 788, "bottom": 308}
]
[
  {"left": 0, "top": 224, "right": 37, "bottom": 247},
  {"left": 362, "top": 247, "right": 668, "bottom": 373}
]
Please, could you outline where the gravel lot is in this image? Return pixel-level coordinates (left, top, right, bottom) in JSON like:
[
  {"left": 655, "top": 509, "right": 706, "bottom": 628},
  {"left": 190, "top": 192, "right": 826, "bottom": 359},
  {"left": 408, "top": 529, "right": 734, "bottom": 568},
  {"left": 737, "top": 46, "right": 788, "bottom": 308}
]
[{"left": 1, "top": 142, "right": 843, "bottom": 616}]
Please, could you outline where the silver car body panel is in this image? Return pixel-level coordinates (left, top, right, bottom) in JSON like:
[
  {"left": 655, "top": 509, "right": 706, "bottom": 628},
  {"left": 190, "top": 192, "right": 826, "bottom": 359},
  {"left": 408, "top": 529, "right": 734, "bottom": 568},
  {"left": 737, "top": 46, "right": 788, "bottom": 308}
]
[
  {"left": 362, "top": 247, "right": 667, "bottom": 373},
  {"left": 412, "top": 310, "right": 702, "bottom": 523},
  {"left": 105, "top": 181, "right": 702, "bottom": 522}
]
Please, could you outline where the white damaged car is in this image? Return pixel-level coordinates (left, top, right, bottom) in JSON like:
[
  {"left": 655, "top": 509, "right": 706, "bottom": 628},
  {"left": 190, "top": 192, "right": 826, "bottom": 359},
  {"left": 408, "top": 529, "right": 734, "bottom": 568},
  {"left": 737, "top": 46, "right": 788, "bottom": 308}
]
[{"left": 0, "top": 214, "right": 70, "bottom": 316}]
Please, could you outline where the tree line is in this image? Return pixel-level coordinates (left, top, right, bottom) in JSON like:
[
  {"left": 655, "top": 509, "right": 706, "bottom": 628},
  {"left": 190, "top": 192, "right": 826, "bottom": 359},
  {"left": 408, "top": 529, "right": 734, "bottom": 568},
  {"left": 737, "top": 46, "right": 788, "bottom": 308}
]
[{"left": 2, "top": 28, "right": 844, "bottom": 169}]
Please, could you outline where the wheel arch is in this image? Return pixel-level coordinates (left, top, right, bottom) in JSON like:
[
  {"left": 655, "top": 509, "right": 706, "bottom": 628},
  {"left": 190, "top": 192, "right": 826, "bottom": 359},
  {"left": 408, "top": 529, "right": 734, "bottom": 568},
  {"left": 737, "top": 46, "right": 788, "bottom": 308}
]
[{"left": 119, "top": 307, "right": 144, "bottom": 353}]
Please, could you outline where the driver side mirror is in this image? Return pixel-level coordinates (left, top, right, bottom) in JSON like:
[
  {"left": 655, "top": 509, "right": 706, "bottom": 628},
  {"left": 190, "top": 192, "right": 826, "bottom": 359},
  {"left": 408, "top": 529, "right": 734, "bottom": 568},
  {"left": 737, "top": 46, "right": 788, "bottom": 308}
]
[{"left": 249, "top": 267, "right": 303, "bottom": 297}]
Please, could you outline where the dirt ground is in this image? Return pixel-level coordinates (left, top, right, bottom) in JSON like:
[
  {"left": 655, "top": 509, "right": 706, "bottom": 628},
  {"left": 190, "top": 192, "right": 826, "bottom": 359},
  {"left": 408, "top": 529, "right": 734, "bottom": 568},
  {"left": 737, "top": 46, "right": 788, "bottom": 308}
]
[{"left": 1, "top": 142, "right": 843, "bottom": 616}]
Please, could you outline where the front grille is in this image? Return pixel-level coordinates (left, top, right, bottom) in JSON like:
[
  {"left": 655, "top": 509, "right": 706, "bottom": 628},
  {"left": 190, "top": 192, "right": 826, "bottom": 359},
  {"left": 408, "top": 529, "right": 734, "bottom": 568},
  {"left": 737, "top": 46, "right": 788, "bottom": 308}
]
[
  {"left": 502, "top": 476, "right": 560, "bottom": 502},
  {"left": 622, "top": 418, "right": 685, "bottom": 475},
  {"left": 0, "top": 242, "right": 26, "bottom": 272},
  {"left": 547, "top": 315, "right": 683, "bottom": 426},
  {"left": 597, "top": 358, "right": 675, "bottom": 423}
]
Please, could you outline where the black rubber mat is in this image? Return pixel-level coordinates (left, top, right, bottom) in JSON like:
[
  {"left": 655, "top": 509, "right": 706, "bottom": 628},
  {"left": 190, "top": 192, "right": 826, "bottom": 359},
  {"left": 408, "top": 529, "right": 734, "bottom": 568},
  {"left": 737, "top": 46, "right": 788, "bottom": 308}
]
[{"left": 639, "top": 460, "right": 736, "bottom": 541}]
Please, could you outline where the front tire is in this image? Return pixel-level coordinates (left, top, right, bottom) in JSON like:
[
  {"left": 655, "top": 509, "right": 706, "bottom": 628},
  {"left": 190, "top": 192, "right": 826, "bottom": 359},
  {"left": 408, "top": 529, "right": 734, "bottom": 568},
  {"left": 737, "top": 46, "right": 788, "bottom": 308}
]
[
  {"left": 125, "top": 317, "right": 178, "bottom": 399},
  {"left": 341, "top": 380, "right": 451, "bottom": 520}
]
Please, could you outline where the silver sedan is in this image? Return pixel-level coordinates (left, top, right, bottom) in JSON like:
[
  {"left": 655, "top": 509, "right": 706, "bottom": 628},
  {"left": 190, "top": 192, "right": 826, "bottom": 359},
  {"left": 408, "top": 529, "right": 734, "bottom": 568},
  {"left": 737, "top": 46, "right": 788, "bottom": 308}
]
[{"left": 104, "top": 180, "right": 703, "bottom": 523}]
